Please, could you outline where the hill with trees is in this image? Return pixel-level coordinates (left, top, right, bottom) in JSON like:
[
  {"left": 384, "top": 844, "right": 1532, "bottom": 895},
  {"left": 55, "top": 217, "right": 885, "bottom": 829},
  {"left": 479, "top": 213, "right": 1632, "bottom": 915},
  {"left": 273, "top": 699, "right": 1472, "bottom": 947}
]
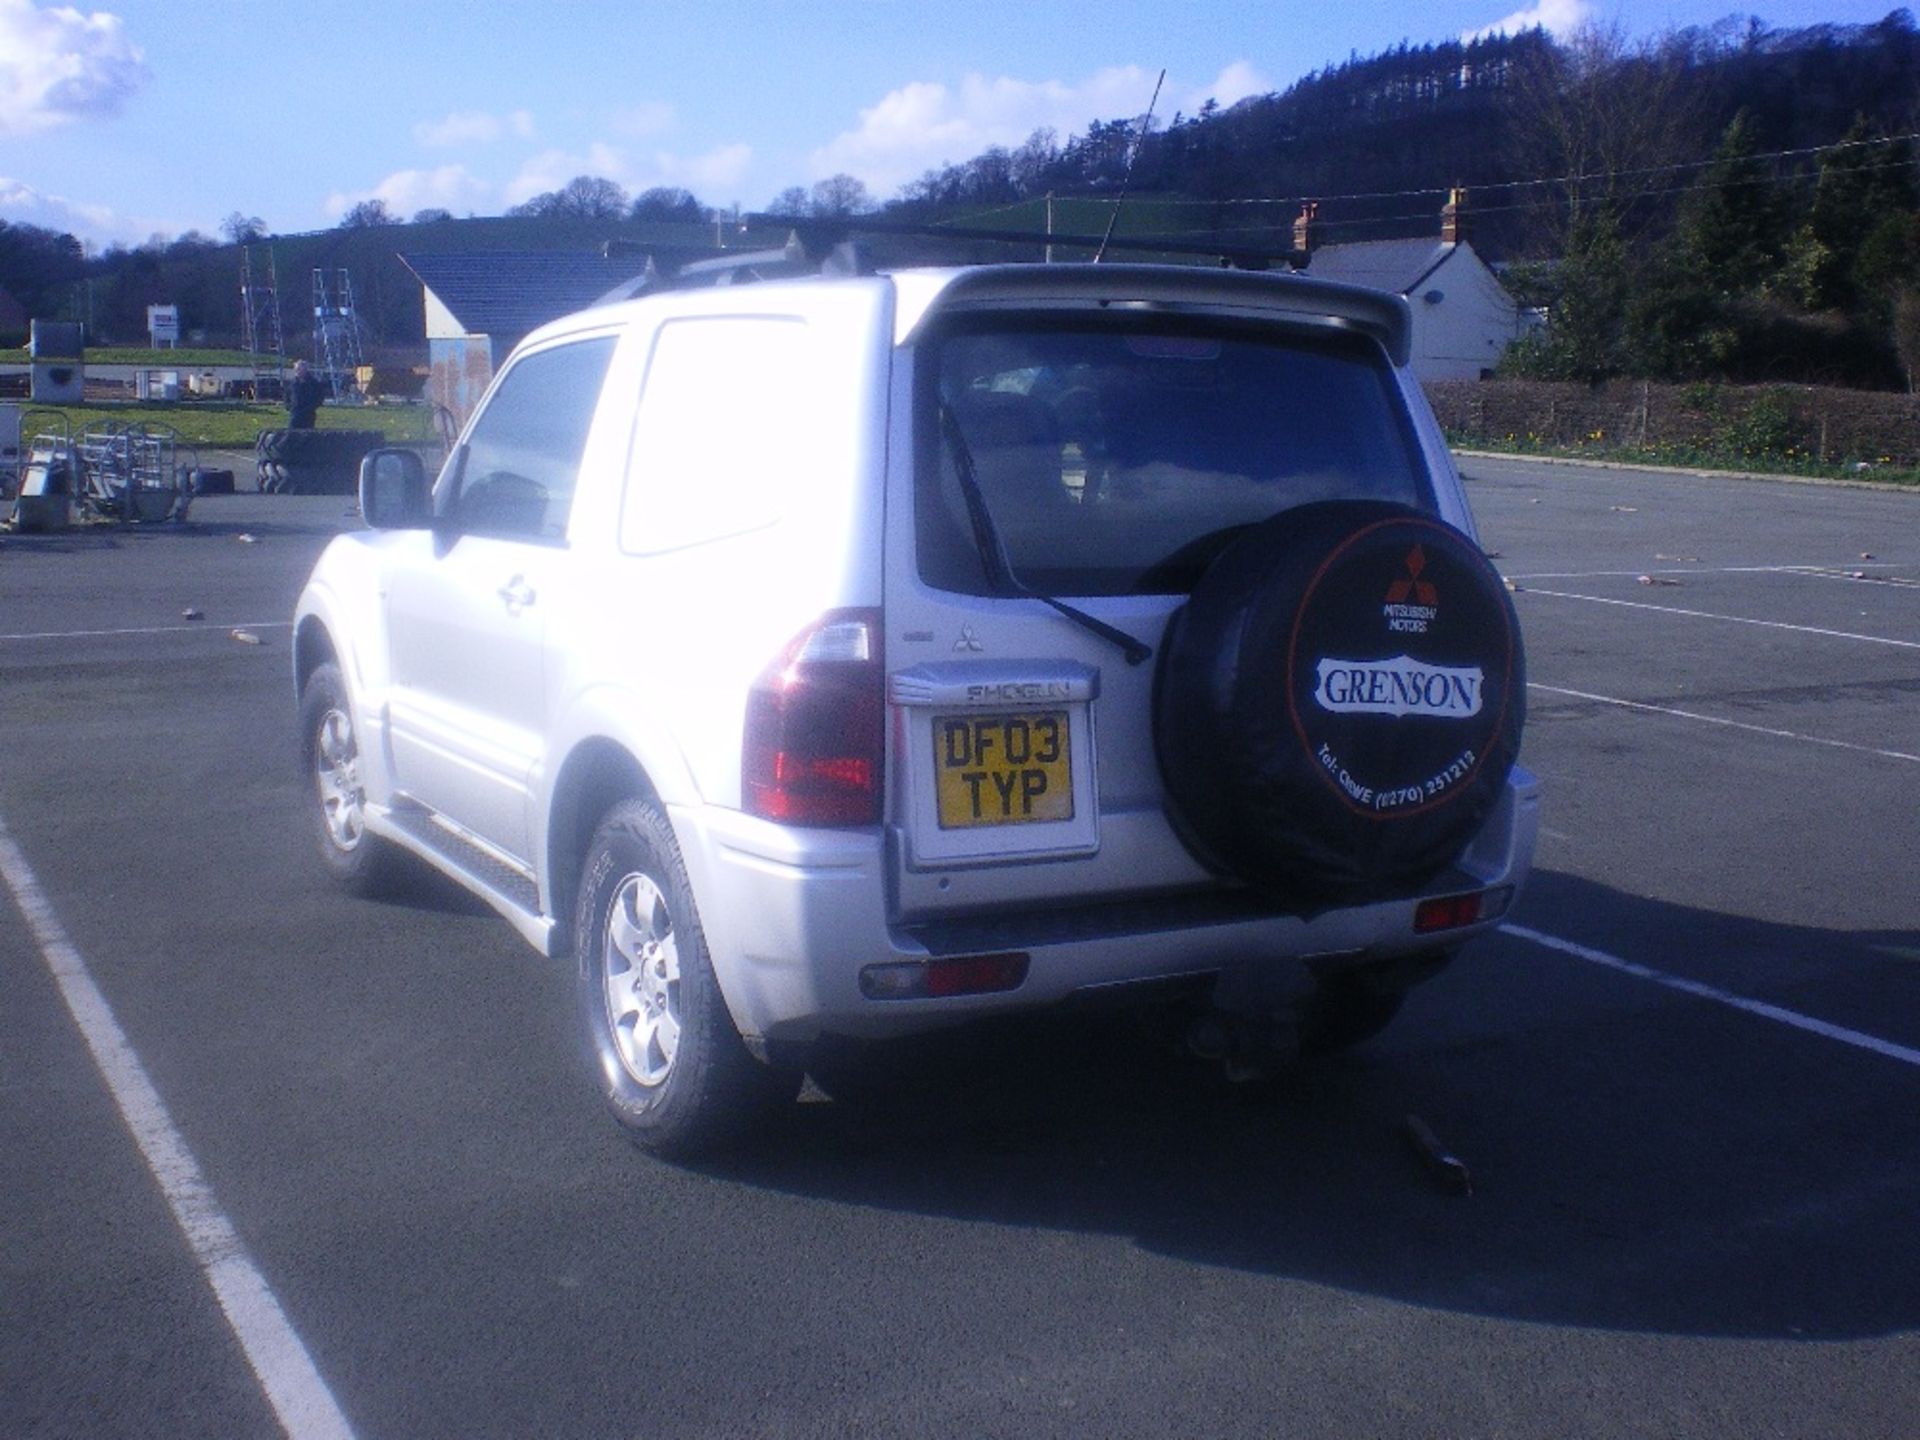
[{"left": 3, "top": 10, "right": 1915, "bottom": 386}]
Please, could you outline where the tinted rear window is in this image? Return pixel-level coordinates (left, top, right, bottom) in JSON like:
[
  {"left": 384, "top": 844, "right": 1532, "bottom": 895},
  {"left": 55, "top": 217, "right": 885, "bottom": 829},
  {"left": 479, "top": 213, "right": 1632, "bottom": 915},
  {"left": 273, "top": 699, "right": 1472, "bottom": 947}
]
[{"left": 917, "top": 317, "right": 1431, "bottom": 595}]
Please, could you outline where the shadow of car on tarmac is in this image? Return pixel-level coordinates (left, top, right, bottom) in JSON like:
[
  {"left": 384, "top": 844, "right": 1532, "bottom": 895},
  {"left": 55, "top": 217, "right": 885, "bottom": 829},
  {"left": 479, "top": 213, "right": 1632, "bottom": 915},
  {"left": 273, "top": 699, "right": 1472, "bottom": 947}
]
[{"left": 678, "top": 869, "right": 1920, "bottom": 1343}]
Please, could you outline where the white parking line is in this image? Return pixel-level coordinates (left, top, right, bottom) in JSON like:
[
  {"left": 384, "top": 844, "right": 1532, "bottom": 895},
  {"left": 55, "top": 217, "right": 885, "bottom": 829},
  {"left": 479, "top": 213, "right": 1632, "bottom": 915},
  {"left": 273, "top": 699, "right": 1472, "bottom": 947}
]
[
  {"left": 1781, "top": 566, "right": 1920, "bottom": 589},
  {"left": 1508, "top": 564, "right": 1913, "bottom": 582},
  {"left": 0, "top": 621, "right": 295, "bottom": 642},
  {"left": 1504, "top": 923, "right": 1920, "bottom": 1071},
  {"left": 1529, "top": 683, "right": 1920, "bottom": 764},
  {"left": 0, "top": 815, "right": 356, "bottom": 1440},
  {"left": 1518, "top": 588, "right": 1920, "bottom": 649}
]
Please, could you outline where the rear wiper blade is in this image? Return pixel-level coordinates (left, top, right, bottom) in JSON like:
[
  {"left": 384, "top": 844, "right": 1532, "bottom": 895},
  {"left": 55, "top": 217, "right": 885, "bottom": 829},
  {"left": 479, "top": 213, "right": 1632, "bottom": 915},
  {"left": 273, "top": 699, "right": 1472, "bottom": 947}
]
[{"left": 938, "top": 403, "right": 1152, "bottom": 667}]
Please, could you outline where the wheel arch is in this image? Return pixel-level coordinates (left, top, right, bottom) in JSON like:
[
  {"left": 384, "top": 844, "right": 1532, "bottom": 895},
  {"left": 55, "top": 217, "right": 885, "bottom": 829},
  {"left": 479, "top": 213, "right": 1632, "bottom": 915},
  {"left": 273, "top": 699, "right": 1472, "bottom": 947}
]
[
  {"left": 292, "top": 613, "right": 339, "bottom": 697},
  {"left": 545, "top": 738, "right": 661, "bottom": 954}
]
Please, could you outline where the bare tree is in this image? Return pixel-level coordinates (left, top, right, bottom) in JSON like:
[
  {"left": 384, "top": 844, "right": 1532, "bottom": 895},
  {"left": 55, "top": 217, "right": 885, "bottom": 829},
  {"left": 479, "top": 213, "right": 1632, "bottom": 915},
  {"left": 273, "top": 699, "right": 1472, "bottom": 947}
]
[
  {"left": 1009, "top": 128, "right": 1059, "bottom": 195},
  {"left": 221, "top": 212, "right": 266, "bottom": 244},
  {"left": 338, "top": 199, "right": 397, "bottom": 228},
  {"left": 510, "top": 176, "right": 629, "bottom": 220},
  {"left": 630, "top": 187, "right": 707, "bottom": 222},
  {"left": 556, "top": 175, "right": 630, "bottom": 219},
  {"left": 1508, "top": 21, "right": 1704, "bottom": 250},
  {"left": 1894, "top": 286, "right": 1920, "bottom": 393},
  {"left": 809, "top": 174, "right": 874, "bottom": 217},
  {"left": 766, "top": 185, "right": 812, "bottom": 217}
]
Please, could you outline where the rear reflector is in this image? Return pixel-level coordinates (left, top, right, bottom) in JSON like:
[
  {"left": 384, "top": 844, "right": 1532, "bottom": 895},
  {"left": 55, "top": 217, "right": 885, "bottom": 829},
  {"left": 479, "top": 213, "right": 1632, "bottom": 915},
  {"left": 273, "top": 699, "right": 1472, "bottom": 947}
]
[
  {"left": 742, "top": 609, "right": 884, "bottom": 826},
  {"left": 1413, "top": 886, "right": 1513, "bottom": 935},
  {"left": 859, "top": 953, "right": 1030, "bottom": 1001}
]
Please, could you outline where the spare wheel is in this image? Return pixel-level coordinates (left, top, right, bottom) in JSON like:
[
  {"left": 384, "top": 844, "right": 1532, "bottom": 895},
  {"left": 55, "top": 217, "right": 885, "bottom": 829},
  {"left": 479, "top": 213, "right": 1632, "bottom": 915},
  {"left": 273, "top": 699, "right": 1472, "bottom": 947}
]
[{"left": 1155, "top": 499, "right": 1524, "bottom": 903}]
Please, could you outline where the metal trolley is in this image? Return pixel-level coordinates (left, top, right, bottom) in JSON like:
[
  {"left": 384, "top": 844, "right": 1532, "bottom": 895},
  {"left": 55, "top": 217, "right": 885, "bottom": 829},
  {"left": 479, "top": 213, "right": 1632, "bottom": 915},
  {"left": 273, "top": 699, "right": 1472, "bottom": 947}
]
[
  {"left": 75, "top": 420, "right": 199, "bottom": 523},
  {"left": 3, "top": 413, "right": 198, "bottom": 531}
]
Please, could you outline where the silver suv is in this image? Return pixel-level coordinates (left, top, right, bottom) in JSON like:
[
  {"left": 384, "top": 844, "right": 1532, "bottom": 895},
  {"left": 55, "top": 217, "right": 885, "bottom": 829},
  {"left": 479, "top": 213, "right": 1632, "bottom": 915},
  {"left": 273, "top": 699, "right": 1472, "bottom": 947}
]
[{"left": 294, "top": 260, "right": 1537, "bottom": 1155}]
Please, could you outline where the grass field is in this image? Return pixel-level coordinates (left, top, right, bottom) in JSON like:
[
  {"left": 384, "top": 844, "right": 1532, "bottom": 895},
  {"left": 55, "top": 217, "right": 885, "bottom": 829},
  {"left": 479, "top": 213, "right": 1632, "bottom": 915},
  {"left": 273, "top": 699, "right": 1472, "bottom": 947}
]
[
  {"left": 0, "top": 346, "right": 260, "bottom": 366},
  {"left": 7, "top": 401, "right": 438, "bottom": 449}
]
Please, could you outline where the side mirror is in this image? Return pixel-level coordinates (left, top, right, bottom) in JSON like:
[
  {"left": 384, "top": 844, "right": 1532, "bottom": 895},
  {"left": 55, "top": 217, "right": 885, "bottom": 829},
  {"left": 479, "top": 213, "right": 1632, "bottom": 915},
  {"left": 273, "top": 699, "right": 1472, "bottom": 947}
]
[{"left": 359, "top": 448, "right": 431, "bottom": 529}]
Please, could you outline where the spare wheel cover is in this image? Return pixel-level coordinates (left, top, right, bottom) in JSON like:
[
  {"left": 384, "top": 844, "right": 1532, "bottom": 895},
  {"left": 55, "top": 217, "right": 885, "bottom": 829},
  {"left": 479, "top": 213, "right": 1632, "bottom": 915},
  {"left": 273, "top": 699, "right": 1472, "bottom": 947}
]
[{"left": 1155, "top": 500, "right": 1524, "bottom": 901}]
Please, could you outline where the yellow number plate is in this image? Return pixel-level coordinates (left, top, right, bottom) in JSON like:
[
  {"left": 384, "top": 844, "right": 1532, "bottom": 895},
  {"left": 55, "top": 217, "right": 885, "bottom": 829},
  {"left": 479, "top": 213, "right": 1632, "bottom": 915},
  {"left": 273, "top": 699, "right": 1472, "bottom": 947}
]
[{"left": 934, "top": 711, "right": 1073, "bottom": 829}]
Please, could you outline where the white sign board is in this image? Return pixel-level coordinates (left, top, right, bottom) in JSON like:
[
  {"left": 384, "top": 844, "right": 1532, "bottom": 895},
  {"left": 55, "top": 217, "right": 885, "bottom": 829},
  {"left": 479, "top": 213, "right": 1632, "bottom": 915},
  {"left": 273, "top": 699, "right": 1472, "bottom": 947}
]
[{"left": 147, "top": 304, "right": 180, "bottom": 347}]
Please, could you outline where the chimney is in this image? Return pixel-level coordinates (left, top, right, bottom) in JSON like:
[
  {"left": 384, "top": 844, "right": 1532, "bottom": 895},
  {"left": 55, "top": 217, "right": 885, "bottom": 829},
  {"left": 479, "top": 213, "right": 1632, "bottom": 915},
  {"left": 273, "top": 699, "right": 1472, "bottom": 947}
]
[
  {"left": 1441, "top": 187, "right": 1466, "bottom": 245},
  {"left": 1292, "top": 201, "right": 1320, "bottom": 258}
]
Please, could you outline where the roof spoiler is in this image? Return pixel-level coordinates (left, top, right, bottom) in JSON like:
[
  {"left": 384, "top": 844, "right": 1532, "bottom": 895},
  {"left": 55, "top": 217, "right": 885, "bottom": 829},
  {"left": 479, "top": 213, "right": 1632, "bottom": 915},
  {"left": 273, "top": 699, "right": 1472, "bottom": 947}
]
[{"left": 897, "top": 264, "right": 1414, "bottom": 366}]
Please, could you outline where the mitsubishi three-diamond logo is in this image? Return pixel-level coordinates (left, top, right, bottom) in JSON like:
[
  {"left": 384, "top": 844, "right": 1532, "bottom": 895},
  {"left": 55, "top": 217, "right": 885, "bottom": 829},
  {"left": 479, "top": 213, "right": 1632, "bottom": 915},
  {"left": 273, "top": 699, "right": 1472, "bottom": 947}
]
[{"left": 1382, "top": 546, "right": 1439, "bottom": 634}]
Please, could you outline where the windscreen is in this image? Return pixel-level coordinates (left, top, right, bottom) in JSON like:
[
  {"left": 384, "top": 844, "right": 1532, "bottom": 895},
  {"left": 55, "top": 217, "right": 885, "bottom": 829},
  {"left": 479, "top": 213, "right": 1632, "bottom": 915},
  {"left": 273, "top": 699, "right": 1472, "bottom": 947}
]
[{"left": 917, "top": 317, "right": 1432, "bottom": 596}]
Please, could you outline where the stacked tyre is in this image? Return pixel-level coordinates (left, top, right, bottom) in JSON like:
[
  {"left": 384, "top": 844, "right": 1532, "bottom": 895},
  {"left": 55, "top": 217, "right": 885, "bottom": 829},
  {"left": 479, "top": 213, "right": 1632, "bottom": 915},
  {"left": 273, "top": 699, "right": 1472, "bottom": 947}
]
[{"left": 255, "top": 429, "right": 388, "bottom": 495}]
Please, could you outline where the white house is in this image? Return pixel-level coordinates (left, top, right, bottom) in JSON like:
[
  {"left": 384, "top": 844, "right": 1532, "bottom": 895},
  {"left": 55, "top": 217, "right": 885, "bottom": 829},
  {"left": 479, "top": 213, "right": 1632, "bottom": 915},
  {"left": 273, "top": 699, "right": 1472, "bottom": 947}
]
[
  {"left": 1299, "top": 193, "right": 1532, "bottom": 382},
  {"left": 399, "top": 250, "right": 651, "bottom": 428}
]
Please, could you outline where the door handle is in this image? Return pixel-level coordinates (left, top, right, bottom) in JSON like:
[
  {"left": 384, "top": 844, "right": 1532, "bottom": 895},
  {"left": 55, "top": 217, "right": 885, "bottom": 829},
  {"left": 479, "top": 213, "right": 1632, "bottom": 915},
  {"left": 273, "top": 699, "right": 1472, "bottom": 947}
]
[{"left": 497, "top": 576, "right": 536, "bottom": 614}]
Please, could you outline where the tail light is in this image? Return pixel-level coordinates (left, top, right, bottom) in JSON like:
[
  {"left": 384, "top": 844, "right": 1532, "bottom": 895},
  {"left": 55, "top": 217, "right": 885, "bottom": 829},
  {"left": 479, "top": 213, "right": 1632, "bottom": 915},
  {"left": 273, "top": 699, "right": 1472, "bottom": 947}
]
[
  {"left": 859, "top": 953, "right": 1031, "bottom": 1000},
  {"left": 1413, "top": 886, "right": 1513, "bottom": 935},
  {"left": 742, "top": 608, "right": 884, "bottom": 826}
]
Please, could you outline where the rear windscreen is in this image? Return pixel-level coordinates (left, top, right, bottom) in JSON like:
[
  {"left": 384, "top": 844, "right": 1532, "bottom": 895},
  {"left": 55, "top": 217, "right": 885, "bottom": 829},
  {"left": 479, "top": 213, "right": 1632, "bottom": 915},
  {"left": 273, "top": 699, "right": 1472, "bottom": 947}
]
[{"left": 917, "top": 317, "right": 1432, "bottom": 596}]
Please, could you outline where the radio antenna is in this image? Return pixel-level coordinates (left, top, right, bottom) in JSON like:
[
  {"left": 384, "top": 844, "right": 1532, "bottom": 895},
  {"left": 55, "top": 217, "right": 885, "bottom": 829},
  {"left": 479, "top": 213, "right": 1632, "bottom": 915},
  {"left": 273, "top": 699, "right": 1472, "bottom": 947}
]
[{"left": 1093, "top": 68, "right": 1166, "bottom": 263}]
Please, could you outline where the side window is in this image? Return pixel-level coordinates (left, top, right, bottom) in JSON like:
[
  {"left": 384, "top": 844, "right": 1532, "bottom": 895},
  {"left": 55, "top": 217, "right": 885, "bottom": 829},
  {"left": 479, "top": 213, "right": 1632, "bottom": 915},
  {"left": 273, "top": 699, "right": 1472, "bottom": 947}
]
[
  {"left": 620, "top": 317, "right": 806, "bottom": 555},
  {"left": 445, "top": 335, "right": 618, "bottom": 542}
]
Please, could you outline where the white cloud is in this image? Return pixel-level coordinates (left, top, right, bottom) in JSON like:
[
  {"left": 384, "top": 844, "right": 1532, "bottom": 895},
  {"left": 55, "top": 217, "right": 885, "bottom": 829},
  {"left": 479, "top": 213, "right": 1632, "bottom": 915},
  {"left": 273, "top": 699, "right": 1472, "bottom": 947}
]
[
  {"left": 503, "top": 143, "right": 632, "bottom": 205},
  {"left": 610, "top": 101, "right": 675, "bottom": 139},
  {"left": 1192, "top": 61, "right": 1271, "bottom": 111},
  {"left": 414, "top": 108, "right": 537, "bottom": 147},
  {"left": 1464, "top": 0, "right": 1590, "bottom": 42},
  {"left": 648, "top": 143, "right": 751, "bottom": 195},
  {"left": 324, "top": 165, "right": 490, "bottom": 220},
  {"left": 0, "top": 0, "right": 149, "bottom": 136},
  {"left": 808, "top": 66, "right": 1176, "bottom": 197},
  {"left": 0, "top": 174, "right": 114, "bottom": 230},
  {"left": 0, "top": 173, "right": 182, "bottom": 246},
  {"left": 415, "top": 110, "right": 497, "bottom": 147},
  {"left": 503, "top": 141, "right": 751, "bottom": 206}
]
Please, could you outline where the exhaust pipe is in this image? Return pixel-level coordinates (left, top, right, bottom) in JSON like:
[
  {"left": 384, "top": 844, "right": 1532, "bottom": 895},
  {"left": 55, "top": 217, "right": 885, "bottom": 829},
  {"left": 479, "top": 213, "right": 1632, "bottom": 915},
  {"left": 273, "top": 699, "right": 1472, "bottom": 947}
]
[{"left": 1184, "top": 1009, "right": 1301, "bottom": 1078}]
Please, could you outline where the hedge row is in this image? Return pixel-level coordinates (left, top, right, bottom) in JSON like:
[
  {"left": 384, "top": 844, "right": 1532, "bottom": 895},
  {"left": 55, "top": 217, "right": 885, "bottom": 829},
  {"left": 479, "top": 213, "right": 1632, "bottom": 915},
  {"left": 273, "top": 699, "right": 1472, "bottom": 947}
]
[{"left": 1426, "top": 379, "right": 1920, "bottom": 472}]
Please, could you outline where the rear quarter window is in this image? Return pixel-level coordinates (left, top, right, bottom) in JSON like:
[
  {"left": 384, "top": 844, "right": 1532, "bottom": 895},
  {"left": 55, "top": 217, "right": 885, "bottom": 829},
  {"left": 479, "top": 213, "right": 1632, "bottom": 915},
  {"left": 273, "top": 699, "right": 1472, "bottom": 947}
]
[
  {"left": 916, "top": 318, "right": 1432, "bottom": 595},
  {"left": 620, "top": 316, "right": 809, "bottom": 555}
]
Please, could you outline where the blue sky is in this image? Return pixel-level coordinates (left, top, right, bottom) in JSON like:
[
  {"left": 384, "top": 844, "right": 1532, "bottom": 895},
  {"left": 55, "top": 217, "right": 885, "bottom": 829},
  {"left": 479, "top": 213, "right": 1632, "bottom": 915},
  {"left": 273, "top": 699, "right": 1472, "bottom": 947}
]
[{"left": 0, "top": 0, "right": 1901, "bottom": 248}]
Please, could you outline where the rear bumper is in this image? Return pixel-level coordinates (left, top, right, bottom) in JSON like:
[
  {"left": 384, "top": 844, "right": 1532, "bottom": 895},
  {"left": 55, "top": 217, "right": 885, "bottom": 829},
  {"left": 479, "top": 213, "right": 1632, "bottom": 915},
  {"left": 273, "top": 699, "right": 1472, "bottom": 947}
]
[{"left": 675, "top": 765, "right": 1539, "bottom": 1042}]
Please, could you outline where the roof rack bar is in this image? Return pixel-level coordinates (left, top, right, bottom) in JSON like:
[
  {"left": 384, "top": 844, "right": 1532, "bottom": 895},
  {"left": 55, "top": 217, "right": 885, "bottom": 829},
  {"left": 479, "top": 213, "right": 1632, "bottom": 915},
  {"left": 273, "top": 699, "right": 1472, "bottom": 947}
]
[
  {"left": 593, "top": 216, "right": 1309, "bottom": 302},
  {"left": 761, "top": 215, "right": 1306, "bottom": 272}
]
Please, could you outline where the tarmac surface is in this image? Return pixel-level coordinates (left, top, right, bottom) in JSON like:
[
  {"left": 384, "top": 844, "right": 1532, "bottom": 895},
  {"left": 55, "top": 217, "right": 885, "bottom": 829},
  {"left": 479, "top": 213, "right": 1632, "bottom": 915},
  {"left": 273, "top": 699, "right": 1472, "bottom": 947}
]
[{"left": 1, "top": 453, "right": 1916, "bottom": 1438}]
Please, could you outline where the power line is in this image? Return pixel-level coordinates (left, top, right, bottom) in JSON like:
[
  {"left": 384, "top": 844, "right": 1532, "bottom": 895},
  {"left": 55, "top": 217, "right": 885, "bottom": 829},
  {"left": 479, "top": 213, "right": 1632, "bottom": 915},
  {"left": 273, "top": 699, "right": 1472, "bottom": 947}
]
[
  {"left": 965, "top": 128, "right": 1920, "bottom": 218},
  {"left": 934, "top": 145, "right": 1917, "bottom": 245}
]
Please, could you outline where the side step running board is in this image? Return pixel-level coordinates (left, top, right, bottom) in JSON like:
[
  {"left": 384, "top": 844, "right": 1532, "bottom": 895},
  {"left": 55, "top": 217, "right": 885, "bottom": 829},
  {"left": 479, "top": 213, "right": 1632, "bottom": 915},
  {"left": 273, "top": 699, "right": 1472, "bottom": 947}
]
[{"left": 371, "top": 805, "right": 563, "bottom": 958}]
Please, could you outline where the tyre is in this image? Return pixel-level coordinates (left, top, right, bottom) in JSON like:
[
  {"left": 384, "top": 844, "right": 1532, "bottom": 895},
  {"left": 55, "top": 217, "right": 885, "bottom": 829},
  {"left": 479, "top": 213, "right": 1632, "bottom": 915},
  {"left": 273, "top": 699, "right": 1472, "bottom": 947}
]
[
  {"left": 1155, "top": 500, "right": 1524, "bottom": 904},
  {"left": 256, "top": 429, "right": 385, "bottom": 496},
  {"left": 298, "top": 662, "right": 402, "bottom": 894},
  {"left": 575, "top": 798, "right": 796, "bottom": 1157}
]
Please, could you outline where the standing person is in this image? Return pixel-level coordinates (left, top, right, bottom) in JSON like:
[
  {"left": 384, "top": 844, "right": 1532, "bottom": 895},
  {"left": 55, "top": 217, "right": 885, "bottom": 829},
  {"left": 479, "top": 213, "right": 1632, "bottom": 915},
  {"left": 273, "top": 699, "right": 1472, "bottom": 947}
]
[{"left": 286, "top": 360, "right": 327, "bottom": 429}]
